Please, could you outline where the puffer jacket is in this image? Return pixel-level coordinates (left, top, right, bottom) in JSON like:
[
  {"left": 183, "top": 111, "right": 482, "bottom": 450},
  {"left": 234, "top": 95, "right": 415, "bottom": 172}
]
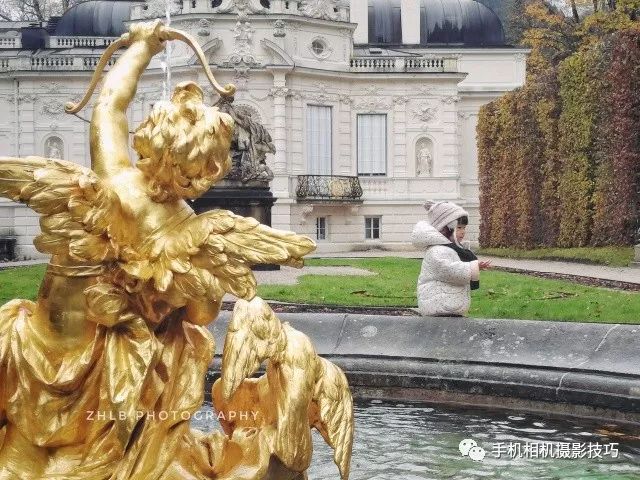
[{"left": 411, "top": 221, "right": 479, "bottom": 317}]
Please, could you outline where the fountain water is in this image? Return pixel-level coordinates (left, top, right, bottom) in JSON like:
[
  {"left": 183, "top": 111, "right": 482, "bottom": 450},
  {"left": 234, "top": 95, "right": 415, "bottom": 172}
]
[{"left": 160, "top": 0, "right": 172, "bottom": 100}]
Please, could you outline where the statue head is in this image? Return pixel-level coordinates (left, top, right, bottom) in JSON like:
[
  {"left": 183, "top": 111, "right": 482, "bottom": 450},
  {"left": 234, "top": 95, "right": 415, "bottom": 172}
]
[{"left": 133, "top": 81, "right": 234, "bottom": 202}]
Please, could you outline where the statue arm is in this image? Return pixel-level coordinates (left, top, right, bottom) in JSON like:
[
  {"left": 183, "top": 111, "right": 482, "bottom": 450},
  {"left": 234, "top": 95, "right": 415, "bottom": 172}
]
[{"left": 90, "top": 25, "right": 164, "bottom": 178}]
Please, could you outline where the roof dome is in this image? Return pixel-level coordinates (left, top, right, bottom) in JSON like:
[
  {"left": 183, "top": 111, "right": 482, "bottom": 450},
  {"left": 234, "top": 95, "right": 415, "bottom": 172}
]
[
  {"left": 54, "top": 0, "right": 134, "bottom": 37},
  {"left": 420, "top": 0, "right": 505, "bottom": 46},
  {"left": 368, "top": 0, "right": 505, "bottom": 47}
]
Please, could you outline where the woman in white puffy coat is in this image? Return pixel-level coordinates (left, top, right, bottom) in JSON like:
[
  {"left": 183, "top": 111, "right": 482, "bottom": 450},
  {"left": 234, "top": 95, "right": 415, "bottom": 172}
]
[{"left": 411, "top": 201, "right": 488, "bottom": 317}]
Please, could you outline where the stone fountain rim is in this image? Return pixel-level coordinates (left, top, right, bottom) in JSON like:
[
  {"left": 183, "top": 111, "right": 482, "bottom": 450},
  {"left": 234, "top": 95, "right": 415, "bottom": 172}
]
[{"left": 208, "top": 312, "right": 640, "bottom": 423}]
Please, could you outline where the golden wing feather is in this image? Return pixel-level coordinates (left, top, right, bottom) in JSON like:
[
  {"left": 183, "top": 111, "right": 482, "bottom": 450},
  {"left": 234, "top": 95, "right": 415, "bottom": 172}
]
[
  {"left": 220, "top": 297, "right": 284, "bottom": 400},
  {"left": 140, "top": 209, "right": 315, "bottom": 304},
  {"left": 311, "top": 357, "right": 355, "bottom": 480},
  {"left": 0, "top": 156, "right": 132, "bottom": 262}
]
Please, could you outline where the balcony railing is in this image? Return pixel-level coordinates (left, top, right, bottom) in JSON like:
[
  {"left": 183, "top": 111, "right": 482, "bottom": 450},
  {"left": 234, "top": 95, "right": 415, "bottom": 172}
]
[
  {"left": 350, "top": 56, "right": 458, "bottom": 73},
  {"left": 296, "top": 175, "right": 363, "bottom": 202},
  {"left": 0, "top": 55, "right": 118, "bottom": 72},
  {"left": 48, "top": 36, "right": 118, "bottom": 49},
  {"left": 0, "top": 36, "right": 20, "bottom": 49}
]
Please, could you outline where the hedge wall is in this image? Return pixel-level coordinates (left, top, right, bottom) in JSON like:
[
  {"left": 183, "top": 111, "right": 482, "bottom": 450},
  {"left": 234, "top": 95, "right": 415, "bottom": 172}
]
[{"left": 477, "top": 6, "right": 640, "bottom": 248}]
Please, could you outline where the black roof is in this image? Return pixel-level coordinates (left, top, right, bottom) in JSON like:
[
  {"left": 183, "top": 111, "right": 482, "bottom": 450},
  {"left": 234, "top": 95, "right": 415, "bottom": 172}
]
[
  {"left": 368, "top": 0, "right": 505, "bottom": 47},
  {"left": 54, "top": 0, "right": 134, "bottom": 37}
]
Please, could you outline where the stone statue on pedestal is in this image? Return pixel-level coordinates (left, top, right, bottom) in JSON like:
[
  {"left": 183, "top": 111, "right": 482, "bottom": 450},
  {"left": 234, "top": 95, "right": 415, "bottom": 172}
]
[{"left": 217, "top": 96, "right": 275, "bottom": 185}]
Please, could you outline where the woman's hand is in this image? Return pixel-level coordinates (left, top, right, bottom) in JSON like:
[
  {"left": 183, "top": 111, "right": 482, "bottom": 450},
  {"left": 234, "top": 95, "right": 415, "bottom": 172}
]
[{"left": 479, "top": 260, "right": 492, "bottom": 270}]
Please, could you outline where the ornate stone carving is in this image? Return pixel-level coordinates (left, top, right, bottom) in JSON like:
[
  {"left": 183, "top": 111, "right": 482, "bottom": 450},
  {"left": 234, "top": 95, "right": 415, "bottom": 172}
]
[
  {"left": 300, "top": 204, "right": 315, "bottom": 222},
  {"left": 412, "top": 102, "right": 437, "bottom": 123},
  {"left": 140, "top": 0, "right": 180, "bottom": 19},
  {"left": 299, "top": 0, "right": 339, "bottom": 20},
  {"left": 458, "top": 111, "right": 474, "bottom": 120},
  {"left": 353, "top": 98, "right": 391, "bottom": 112},
  {"left": 363, "top": 84, "right": 379, "bottom": 97},
  {"left": 215, "top": 0, "right": 267, "bottom": 18},
  {"left": 393, "top": 95, "right": 410, "bottom": 105},
  {"left": 273, "top": 19, "right": 286, "bottom": 38},
  {"left": 221, "top": 21, "right": 260, "bottom": 79},
  {"left": 45, "top": 136, "right": 64, "bottom": 159},
  {"left": 441, "top": 95, "right": 461, "bottom": 104},
  {"left": 269, "top": 86, "right": 290, "bottom": 98},
  {"left": 419, "top": 86, "right": 435, "bottom": 96},
  {"left": 41, "top": 82, "right": 63, "bottom": 95},
  {"left": 17, "top": 93, "right": 37, "bottom": 103},
  {"left": 41, "top": 99, "right": 64, "bottom": 117},
  {"left": 416, "top": 138, "right": 433, "bottom": 177},
  {"left": 339, "top": 94, "right": 353, "bottom": 105},
  {"left": 217, "top": 97, "right": 275, "bottom": 185},
  {"left": 197, "top": 18, "right": 211, "bottom": 37}
]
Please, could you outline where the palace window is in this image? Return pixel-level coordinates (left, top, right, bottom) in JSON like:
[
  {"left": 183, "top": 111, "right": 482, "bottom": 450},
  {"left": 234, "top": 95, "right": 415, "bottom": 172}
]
[
  {"left": 311, "top": 39, "right": 326, "bottom": 56},
  {"left": 357, "top": 114, "right": 387, "bottom": 176},
  {"left": 316, "top": 217, "right": 327, "bottom": 240},
  {"left": 365, "top": 216, "right": 381, "bottom": 240},
  {"left": 306, "top": 105, "right": 332, "bottom": 175}
]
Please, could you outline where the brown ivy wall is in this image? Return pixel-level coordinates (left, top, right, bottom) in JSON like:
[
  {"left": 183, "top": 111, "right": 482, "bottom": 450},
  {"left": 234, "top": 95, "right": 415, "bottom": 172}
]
[{"left": 478, "top": 11, "right": 640, "bottom": 248}]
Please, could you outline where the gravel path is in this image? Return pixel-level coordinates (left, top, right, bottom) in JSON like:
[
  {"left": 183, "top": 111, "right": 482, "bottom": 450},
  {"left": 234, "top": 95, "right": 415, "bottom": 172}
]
[{"left": 252, "top": 265, "right": 376, "bottom": 285}]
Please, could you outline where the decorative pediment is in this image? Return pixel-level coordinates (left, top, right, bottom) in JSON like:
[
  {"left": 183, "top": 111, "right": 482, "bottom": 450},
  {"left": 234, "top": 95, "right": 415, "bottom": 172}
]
[
  {"left": 261, "top": 39, "right": 294, "bottom": 66},
  {"left": 190, "top": 36, "right": 223, "bottom": 65}
]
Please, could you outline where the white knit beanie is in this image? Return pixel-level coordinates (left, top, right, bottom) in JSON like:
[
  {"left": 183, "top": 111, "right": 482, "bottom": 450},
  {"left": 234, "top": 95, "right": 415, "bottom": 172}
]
[{"left": 424, "top": 200, "right": 469, "bottom": 232}]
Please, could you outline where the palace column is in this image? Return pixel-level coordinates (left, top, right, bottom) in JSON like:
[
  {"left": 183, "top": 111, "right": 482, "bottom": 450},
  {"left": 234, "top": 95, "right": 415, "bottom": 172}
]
[{"left": 267, "top": 66, "right": 292, "bottom": 176}]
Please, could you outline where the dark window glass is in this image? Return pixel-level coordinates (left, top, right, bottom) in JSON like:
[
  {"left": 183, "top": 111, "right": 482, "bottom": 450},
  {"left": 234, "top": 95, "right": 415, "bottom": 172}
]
[{"left": 367, "top": 0, "right": 402, "bottom": 45}]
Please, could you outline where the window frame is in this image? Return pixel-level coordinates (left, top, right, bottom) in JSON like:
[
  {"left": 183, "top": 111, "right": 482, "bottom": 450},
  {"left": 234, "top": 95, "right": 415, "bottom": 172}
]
[
  {"left": 356, "top": 113, "right": 388, "bottom": 177},
  {"left": 306, "top": 104, "right": 333, "bottom": 176},
  {"left": 316, "top": 216, "right": 327, "bottom": 241},
  {"left": 365, "top": 216, "right": 381, "bottom": 240}
]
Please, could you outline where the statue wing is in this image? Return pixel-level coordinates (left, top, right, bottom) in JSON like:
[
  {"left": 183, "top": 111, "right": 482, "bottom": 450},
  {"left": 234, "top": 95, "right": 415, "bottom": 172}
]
[
  {"left": 0, "top": 156, "right": 132, "bottom": 262},
  {"left": 220, "top": 297, "right": 284, "bottom": 400},
  {"left": 311, "top": 357, "right": 354, "bottom": 480},
  {"left": 124, "top": 209, "right": 316, "bottom": 303}
]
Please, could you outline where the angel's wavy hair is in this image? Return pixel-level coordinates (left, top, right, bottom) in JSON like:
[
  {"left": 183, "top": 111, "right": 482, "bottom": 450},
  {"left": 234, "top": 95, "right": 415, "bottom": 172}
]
[{"left": 133, "top": 81, "right": 234, "bottom": 202}]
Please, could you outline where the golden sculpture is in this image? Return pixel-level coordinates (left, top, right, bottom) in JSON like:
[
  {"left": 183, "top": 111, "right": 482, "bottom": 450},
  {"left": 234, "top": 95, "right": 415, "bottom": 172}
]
[{"left": 0, "top": 21, "right": 353, "bottom": 480}]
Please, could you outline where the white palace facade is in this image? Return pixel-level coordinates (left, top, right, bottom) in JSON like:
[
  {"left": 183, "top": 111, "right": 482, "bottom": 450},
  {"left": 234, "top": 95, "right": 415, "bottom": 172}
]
[{"left": 0, "top": 0, "right": 527, "bottom": 257}]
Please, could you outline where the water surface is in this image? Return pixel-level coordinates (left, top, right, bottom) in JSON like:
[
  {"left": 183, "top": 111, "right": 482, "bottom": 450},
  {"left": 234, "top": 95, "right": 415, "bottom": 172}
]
[{"left": 194, "top": 399, "right": 640, "bottom": 479}]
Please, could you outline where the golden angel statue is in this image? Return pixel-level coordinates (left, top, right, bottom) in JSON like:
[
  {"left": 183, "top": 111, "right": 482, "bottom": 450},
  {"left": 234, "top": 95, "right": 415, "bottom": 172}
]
[{"left": 0, "top": 21, "right": 353, "bottom": 480}]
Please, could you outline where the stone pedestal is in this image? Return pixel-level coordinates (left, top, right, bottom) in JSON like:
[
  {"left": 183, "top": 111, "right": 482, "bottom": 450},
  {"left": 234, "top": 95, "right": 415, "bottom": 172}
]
[
  {"left": 191, "top": 185, "right": 279, "bottom": 271},
  {"left": 634, "top": 244, "right": 640, "bottom": 268}
]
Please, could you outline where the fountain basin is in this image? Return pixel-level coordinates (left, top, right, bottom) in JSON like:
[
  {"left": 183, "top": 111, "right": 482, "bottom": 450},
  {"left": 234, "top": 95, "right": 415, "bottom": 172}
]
[{"left": 208, "top": 313, "right": 640, "bottom": 423}]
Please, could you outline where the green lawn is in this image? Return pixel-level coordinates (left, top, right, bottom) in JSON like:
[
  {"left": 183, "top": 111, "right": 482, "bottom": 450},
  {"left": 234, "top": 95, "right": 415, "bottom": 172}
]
[
  {"left": 477, "top": 246, "right": 634, "bottom": 267},
  {"left": 1, "top": 259, "right": 639, "bottom": 324},
  {"left": 0, "top": 264, "right": 45, "bottom": 305},
  {"left": 260, "top": 258, "right": 640, "bottom": 324}
]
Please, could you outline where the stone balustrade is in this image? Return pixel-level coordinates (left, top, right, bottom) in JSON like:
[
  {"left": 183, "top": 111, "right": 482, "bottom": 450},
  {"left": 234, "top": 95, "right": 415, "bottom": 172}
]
[
  {"left": 0, "top": 36, "right": 21, "bottom": 49},
  {"left": 48, "top": 36, "right": 117, "bottom": 49},
  {"left": 0, "top": 55, "right": 118, "bottom": 72},
  {"left": 350, "top": 56, "right": 458, "bottom": 73},
  {"left": 358, "top": 176, "right": 460, "bottom": 200}
]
